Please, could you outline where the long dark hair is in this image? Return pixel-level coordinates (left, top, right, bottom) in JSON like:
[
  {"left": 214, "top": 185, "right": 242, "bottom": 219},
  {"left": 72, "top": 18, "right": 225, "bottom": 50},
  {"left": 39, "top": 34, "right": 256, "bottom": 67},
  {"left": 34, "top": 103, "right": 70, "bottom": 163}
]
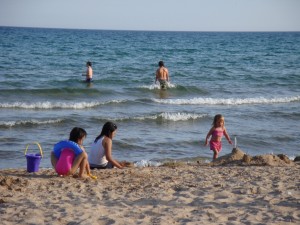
[
  {"left": 69, "top": 127, "right": 87, "bottom": 143},
  {"left": 94, "top": 122, "right": 117, "bottom": 143}
]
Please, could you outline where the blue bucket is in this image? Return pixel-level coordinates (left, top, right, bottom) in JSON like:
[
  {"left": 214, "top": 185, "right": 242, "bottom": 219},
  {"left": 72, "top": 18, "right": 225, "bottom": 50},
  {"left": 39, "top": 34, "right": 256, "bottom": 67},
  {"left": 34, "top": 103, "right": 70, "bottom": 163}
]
[{"left": 24, "top": 142, "right": 43, "bottom": 173}]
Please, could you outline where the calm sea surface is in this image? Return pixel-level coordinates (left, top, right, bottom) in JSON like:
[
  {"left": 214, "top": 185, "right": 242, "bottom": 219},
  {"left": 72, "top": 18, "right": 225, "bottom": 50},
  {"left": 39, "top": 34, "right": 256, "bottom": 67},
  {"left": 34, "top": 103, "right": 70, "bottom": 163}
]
[{"left": 0, "top": 27, "right": 299, "bottom": 169}]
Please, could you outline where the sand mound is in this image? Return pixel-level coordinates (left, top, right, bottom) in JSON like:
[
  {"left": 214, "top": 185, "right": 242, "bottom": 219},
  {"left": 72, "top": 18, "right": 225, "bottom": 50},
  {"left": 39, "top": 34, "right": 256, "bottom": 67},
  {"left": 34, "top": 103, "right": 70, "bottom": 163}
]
[
  {"left": 0, "top": 175, "right": 28, "bottom": 192},
  {"left": 210, "top": 148, "right": 295, "bottom": 166}
]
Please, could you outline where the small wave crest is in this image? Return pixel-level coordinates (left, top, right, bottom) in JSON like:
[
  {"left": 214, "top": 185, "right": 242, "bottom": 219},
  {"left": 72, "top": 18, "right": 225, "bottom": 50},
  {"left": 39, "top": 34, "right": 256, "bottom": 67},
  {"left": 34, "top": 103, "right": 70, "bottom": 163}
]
[
  {"left": 155, "top": 112, "right": 206, "bottom": 121},
  {"left": 0, "top": 100, "right": 125, "bottom": 109},
  {"left": 0, "top": 119, "right": 63, "bottom": 128},
  {"left": 114, "top": 112, "right": 207, "bottom": 122},
  {"left": 139, "top": 82, "right": 176, "bottom": 90},
  {"left": 134, "top": 160, "right": 162, "bottom": 167},
  {"left": 153, "top": 96, "right": 300, "bottom": 105}
]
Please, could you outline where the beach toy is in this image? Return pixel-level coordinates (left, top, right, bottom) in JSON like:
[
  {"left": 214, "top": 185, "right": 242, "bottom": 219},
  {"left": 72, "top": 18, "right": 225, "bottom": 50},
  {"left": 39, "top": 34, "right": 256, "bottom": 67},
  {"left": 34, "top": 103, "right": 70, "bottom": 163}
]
[
  {"left": 24, "top": 142, "right": 43, "bottom": 173},
  {"left": 234, "top": 136, "right": 237, "bottom": 148},
  {"left": 55, "top": 148, "right": 75, "bottom": 176},
  {"left": 53, "top": 140, "right": 83, "bottom": 158},
  {"left": 88, "top": 173, "right": 97, "bottom": 180}
]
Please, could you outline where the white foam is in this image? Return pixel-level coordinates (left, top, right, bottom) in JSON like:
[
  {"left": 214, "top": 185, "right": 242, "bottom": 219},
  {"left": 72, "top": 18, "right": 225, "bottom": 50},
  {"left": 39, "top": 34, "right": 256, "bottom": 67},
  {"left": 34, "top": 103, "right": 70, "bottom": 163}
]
[
  {"left": 153, "top": 96, "right": 300, "bottom": 105},
  {"left": 140, "top": 84, "right": 160, "bottom": 90},
  {"left": 157, "top": 112, "right": 206, "bottom": 121},
  {"left": 166, "top": 83, "right": 176, "bottom": 88},
  {"left": 140, "top": 82, "right": 176, "bottom": 90},
  {"left": 0, "top": 119, "right": 63, "bottom": 127},
  {"left": 116, "top": 112, "right": 207, "bottom": 122},
  {"left": 0, "top": 100, "right": 125, "bottom": 109},
  {"left": 134, "top": 160, "right": 162, "bottom": 167}
]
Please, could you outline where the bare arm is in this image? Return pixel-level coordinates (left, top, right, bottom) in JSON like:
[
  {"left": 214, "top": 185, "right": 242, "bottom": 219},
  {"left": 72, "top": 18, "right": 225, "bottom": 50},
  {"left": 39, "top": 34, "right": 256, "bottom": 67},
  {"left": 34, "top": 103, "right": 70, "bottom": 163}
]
[
  {"left": 205, "top": 127, "right": 214, "bottom": 146},
  {"left": 223, "top": 127, "right": 232, "bottom": 145},
  {"left": 50, "top": 151, "right": 58, "bottom": 169},
  {"left": 104, "top": 138, "right": 124, "bottom": 169},
  {"left": 155, "top": 69, "right": 159, "bottom": 83},
  {"left": 165, "top": 68, "right": 169, "bottom": 82}
]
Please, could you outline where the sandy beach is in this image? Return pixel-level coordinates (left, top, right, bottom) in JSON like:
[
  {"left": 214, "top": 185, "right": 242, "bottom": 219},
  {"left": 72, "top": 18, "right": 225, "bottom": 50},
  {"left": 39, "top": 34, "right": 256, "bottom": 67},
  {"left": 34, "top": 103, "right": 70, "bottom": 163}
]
[{"left": 0, "top": 149, "right": 299, "bottom": 225}]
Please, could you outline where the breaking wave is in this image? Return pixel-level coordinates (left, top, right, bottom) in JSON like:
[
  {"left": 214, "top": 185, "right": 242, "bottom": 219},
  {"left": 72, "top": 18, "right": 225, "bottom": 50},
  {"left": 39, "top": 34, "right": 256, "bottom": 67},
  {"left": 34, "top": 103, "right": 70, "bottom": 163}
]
[
  {"left": 0, "top": 119, "right": 63, "bottom": 128},
  {"left": 0, "top": 100, "right": 126, "bottom": 109},
  {"left": 113, "top": 112, "right": 207, "bottom": 122},
  {"left": 152, "top": 96, "right": 300, "bottom": 105}
]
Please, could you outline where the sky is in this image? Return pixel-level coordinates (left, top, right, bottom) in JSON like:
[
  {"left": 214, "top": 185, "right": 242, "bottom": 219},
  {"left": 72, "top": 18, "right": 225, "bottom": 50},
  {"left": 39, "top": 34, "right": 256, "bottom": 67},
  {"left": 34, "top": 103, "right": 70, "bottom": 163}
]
[{"left": 0, "top": 0, "right": 299, "bottom": 31}]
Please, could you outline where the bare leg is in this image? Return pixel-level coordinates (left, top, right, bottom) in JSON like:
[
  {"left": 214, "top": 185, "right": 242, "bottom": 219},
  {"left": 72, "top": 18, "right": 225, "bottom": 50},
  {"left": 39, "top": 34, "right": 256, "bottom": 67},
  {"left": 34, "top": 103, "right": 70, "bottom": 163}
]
[
  {"left": 78, "top": 155, "right": 88, "bottom": 178},
  {"left": 68, "top": 152, "right": 88, "bottom": 177},
  {"left": 85, "top": 161, "right": 91, "bottom": 175},
  {"left": 213, "top": 149, "right": 218, "bottom": 160},
  {"left": 51, "top": 152, "right": 58, "bottom": 169}
]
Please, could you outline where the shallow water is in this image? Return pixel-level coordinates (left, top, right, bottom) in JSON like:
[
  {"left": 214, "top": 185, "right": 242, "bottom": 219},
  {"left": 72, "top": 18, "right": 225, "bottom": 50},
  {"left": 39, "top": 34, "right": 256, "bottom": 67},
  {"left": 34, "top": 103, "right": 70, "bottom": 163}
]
[{"left": 0, "top": 27, "right": 299, "bottom": 168}]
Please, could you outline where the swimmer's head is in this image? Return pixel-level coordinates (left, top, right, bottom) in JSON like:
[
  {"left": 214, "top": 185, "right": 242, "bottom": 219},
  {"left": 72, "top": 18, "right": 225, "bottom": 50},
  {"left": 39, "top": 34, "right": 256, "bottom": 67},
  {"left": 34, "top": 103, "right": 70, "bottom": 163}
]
[{"left": 158, "top": 61, "right": 164, "bottom": 67}]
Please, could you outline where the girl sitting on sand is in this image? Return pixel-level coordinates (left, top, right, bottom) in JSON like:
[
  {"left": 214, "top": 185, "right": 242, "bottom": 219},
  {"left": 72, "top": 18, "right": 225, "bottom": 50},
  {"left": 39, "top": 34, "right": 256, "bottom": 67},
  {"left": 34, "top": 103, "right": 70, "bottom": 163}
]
[
  {"left": 205, "top": 114, "right": 233, "bottom": 160},
  {"left": 51, "top": 127, "right": 95, "bottom": 179},
  {"left": 89, "top": 122, "right": 124, "bottom": 169}
]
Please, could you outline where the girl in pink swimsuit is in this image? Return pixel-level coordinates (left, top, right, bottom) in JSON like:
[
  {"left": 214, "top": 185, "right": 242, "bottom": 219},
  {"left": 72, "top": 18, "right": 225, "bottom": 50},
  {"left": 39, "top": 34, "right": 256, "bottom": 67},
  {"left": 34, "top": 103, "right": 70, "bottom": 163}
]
[
  {"left": 205, "top": 114, "right": 233, "bottom": 160},
  {"left": 51, "top": 127, "right": 96, "bottom": 179}
]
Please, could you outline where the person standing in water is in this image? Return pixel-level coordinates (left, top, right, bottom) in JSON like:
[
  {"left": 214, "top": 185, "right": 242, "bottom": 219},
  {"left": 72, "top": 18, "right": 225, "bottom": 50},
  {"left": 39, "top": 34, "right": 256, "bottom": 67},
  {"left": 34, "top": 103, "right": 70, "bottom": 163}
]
[
  {"left": 155, "top": 61, "right": 169, "bottom": 89},
  {"left": 85, "top": 61, "right": 93, "bottom": 82}
]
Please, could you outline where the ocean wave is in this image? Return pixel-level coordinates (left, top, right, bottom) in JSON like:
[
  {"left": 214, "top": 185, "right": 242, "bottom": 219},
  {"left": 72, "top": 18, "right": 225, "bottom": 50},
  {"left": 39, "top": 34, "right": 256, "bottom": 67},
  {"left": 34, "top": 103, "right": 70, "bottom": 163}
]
[
  {"left": 152, "top": 96, "right": 300, "bottom": 105},
  {"left": 0, "top": 87, "right": 102, "bottom": 95},
  {"left": 0, "top": 119, "right": 63, "bottom": 128},
  {"left": 155, "top": 112, "right": 207, "bottom": 121},
  {"left": 0, "top": 100, "right": 125, "bottom": 109},
  {"left": 139, "top": 82, "right": 176, "bottom": 90},
  {"left": 134, "top": 156, "right": 210, "bottom": 167},
  {"left": 113, "top": 112, "right": 207, "bottom": 122},
  {"left": 134, "top": 160, "right": 162, "bottom": 167},
  {"left": 137, "top": 84, "right": 208, "bottom": 95}
]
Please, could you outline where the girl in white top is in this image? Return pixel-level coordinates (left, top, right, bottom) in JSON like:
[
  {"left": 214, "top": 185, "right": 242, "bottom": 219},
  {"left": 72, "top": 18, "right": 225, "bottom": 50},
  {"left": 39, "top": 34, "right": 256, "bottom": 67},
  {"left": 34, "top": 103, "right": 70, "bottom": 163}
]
[{"left": 89, "top": 122, "right": 124, "bottom": 169}]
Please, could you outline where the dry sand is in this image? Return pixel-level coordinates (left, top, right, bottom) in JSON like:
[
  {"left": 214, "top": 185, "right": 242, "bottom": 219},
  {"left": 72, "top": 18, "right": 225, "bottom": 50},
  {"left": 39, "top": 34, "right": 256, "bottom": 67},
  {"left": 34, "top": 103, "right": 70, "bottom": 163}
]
[{"left": 0, "top": 149, "right": 299, "bottom": 225}]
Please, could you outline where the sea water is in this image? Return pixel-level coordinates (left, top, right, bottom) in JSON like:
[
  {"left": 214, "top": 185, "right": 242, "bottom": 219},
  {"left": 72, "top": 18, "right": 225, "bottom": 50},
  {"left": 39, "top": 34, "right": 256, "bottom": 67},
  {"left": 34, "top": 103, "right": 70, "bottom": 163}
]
[{"left": 0, "top": 27, "right": 299, "bottom": 169}]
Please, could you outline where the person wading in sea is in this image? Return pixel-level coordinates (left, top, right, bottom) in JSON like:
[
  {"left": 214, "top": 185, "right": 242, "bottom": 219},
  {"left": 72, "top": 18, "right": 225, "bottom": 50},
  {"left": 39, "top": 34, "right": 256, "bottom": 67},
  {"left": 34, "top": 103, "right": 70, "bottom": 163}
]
[{"left": 155, "top": 61, "right": 169, "bottom": 89}]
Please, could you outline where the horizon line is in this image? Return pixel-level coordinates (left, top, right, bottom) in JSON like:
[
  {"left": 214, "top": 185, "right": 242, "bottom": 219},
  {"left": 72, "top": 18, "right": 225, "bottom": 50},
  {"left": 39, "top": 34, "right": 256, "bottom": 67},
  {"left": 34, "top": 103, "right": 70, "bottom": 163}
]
[{"left": 1, "top": 25, "right": 299, "bottom": 33}]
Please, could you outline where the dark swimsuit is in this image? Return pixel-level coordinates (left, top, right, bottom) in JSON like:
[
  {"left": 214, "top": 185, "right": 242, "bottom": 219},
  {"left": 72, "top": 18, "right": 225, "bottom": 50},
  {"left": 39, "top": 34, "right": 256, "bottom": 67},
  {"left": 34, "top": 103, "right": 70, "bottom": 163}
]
[
  {"left": 159, "top": 79, "right": 167, "bottom": 89},
  {"left": 90, "top": 161, "right": 114, "bottom": 169}
]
